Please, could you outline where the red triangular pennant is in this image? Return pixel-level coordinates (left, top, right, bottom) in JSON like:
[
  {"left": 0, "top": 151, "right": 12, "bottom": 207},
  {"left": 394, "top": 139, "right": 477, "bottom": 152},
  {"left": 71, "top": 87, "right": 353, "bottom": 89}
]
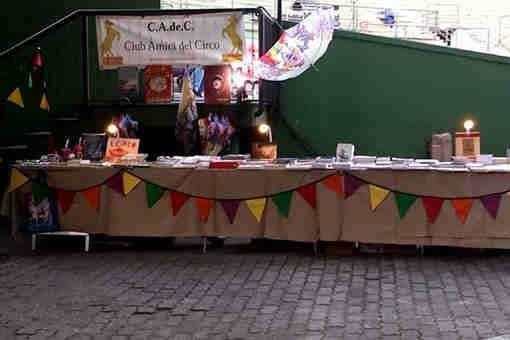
[
  {"left": 344, "top": 173, "right": 364, "bottom": 199},
  {"left": 297, "top": 183, "right": 317, "bottom": 209},
  {"left": 480, "top": 194, "right": 502, "bottom": 219},
  {"left": 322, "top": 173, "right": 343, "bottom": 196},
  {"left": 422, "top": 197, "right": 444, "bottom": 224},
  {"left": 82, "top": 187, "right": 100, "bottom": 211},
  {"left": 170, "top": 191, "right": 189, "bottom": 216},
  {"left": 57, "top": 190, "right": 76, "bottom": 214},
  {"left": 106, "top": 172, "right": 124, "bottom": 196},
  {"left": 221, "top": 200, "right": 240, "bottom": 224}
]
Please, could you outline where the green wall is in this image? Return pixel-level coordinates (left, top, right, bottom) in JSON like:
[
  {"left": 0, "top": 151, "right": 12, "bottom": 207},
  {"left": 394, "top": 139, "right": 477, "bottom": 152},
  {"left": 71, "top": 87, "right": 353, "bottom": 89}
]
[
  {"left": 279, "top": 30, "right": 510, "bottom": 158},
  {"left": 0, "top": 1, "right": 159, "bottom": 144}
]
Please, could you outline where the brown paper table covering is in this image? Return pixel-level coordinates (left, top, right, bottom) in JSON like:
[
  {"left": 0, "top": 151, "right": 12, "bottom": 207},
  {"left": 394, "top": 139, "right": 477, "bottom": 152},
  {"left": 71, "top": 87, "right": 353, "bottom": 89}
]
[{"left": 4, "top": 166, "right": 510, "bottom": 248}]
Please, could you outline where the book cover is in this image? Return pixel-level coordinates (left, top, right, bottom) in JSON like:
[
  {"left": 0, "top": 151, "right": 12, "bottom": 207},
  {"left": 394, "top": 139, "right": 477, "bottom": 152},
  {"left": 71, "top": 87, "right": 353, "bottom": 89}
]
[
  {"left": 105, "top": 137, "right": 140, "bottom": 162},
  {"left": 145, "top": 65, "right": 172, "bottom": 104},
  {"left": 118, "top": 66, "right": 139, "bottom": 98},
  {"left": 204, "top": 65, "right": 232, "bottom": 104}
]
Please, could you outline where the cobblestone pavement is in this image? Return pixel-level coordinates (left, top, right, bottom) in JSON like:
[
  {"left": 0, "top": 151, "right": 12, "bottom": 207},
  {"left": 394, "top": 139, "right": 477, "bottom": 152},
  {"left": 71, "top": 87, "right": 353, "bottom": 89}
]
[{"left": 2, "top": 244, "right": 510, "bottom": 340}]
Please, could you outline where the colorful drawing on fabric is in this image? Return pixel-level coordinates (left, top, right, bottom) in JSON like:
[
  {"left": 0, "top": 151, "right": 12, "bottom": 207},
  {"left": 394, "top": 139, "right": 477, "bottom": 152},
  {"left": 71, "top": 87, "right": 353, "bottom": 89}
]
[
  {"left": 198, "top": 113, "right": 235, "bottom": 156},
  {"left": 255, "top": 8, "right": 335, "bottom": 81}
]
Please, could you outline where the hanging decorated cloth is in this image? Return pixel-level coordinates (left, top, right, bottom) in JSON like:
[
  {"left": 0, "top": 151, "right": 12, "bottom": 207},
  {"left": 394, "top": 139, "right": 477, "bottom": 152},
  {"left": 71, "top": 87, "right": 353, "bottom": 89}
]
[
  {"left": 255, "top": 8, "right": 335, "bottom": 81},
  {"left": 198, "top": 113, "right": 235, "bottom": 156},
  {"left": 175, "top": 73, "right": 199, "bottom": 155}
]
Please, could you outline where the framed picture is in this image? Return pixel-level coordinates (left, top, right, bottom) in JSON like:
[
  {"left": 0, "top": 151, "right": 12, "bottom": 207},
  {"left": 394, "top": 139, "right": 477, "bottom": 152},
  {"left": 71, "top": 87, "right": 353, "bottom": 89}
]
[{"left": 336, "top": 143, "right": 355, "bottom": 162}]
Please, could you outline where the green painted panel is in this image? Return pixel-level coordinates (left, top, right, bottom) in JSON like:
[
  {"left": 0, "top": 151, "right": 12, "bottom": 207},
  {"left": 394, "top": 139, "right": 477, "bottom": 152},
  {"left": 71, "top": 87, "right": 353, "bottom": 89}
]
[
  {"left": 0, "top": 1, "right": 159, "bottom": 144},
  {"left": 280, "top": 30, "right": 510, "bottom": 158}
]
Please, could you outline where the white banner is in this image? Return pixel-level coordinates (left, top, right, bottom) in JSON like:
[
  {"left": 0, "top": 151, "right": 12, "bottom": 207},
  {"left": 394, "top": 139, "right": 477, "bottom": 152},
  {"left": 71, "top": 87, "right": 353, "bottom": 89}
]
[{"left": 96, "top": 12, "right": 245, "bottom": 70}]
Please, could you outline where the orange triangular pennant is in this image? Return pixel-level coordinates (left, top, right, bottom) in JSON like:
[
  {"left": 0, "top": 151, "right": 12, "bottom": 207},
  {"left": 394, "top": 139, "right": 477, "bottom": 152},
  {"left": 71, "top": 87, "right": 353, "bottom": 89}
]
[
  {"left": 170, "top": 191, "right": 189, "bottom": 216},
  {"left": 82, "top": 187, "right": 100, "bottom": 211},
  {"left": 451, "top": 199, "right": 473, "bottom": 224},
  {"left": 57, "top": 190, "right": 76, "bottom": 214},
  {"left": 196, "top": 198, "right": 214, "bottom": 223},
  {"left": 321, "top": 173, "right": 343, "bottom": 196}
]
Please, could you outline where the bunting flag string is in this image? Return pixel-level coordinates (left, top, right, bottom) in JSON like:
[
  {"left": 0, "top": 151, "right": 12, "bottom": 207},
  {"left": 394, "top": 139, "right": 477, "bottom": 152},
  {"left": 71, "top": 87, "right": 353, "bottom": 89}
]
[
  {"left": 57, "top": 190, "right": 76, "bottom": 214},
  {"left": 272, "top": 191, "right": 293, "bottom": 218},
  {"left": 246, "top": 198, "right": 266, "bottom": 223},
  {"left": 7, "top": 87, "right": 24, "bottom": 108},
  {"left": 7, "top": 168, "right": 510, "bottom": 225},
  {"left": 221, "top": 200, "right": 240, "bottom": 224},
  {"left": 369, "top": 185, "right": 390, "bottom": 211},
  {"left": 170, "top": 191, "right": 189, "bottom": 216},
  {"left": 395, "top": 192, "right": 417, "bottom": 219},
  {"left": 480, "top": 194, "right": 502, "bottom": 219},
  {"left": 122, "top": 172, "right": 141, "bottom": 195},
  {"left": 82, "top": 187, "right": 100, "bottom": 211},
  {"left": 146, "top": 182, "right": 165, "bottom": 208},
  {"left": 196, "top": 198, "right": 214, "bottom": 223},
  {"left": 297, "top": 183, "right": 317, "bottom": 209},
  {"left": 422, "top": 197, "right": 444, "bottom": 224},
  {"left": 322, "top": 172, "right": 343, "bottom": 196}
]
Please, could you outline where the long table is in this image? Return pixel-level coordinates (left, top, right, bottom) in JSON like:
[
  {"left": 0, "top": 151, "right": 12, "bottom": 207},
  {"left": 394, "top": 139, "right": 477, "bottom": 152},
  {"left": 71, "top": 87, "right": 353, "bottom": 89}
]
[{"left": 3, "top": 165, "right": 510, "bottom": 248}]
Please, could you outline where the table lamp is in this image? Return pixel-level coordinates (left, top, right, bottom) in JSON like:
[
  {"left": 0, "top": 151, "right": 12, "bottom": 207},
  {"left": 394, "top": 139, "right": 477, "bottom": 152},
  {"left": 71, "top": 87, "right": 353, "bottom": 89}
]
[
  {"left": 106, "top": 122, "right": 119, "bottom": 138},
  {"left": 258, "top": 123, "right": 273, "bottom": 143},
  {"left": 455, "top": 118, "right": 480, "bottom": 159}
]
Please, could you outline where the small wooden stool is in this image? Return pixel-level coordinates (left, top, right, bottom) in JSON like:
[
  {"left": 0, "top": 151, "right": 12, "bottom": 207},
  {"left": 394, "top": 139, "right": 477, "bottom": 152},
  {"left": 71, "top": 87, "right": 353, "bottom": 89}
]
[{"left": 32, "top": 231, "right": 90, "bottom": 252}]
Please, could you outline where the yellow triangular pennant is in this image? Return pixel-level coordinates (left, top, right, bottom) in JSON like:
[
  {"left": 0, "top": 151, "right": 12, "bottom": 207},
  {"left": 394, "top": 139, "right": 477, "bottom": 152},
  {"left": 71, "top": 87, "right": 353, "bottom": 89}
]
[
  {"left": 369, "top": 185, "right": 390, "bottom": 211},
  {"left": 7, "top": 88, "right": 24, "bottom": 108},
  {"left": 40, "top": 92, "right": 50, "bottom": 111},
  {"left": 7, "top": 168, "right": 29, "bottom": 192},
  {"left": 122, "top": 172, "right": 141, "bottom": 195},
  {"left": 246, "top": 198, "right": 266, "bottom": 223}
]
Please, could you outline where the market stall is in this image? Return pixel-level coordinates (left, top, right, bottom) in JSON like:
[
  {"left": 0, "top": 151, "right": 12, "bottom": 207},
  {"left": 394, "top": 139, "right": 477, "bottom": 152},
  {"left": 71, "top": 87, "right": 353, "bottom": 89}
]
[{"left": 5, "top": 164, "right": 510, "bottom": 249}]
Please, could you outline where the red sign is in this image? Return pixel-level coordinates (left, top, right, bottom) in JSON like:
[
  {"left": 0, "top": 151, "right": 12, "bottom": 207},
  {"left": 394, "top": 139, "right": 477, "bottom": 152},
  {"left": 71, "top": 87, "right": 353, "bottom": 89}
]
[{"left": 105, "top": 138, "right": 140, "bottom": 162}]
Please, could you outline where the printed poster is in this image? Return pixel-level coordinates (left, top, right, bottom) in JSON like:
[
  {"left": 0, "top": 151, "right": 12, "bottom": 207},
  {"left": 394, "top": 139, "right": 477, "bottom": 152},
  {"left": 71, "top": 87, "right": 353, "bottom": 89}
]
[{"left": 96, "top": 12, "right": 245, "bottom": 70}]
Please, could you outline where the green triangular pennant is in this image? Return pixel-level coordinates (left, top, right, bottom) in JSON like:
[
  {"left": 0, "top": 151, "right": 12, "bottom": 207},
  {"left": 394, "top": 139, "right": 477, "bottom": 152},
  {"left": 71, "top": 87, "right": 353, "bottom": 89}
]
[
  {"left": 394, "top": 192, "right": 417, "bottom": 219},
  {"left": 146, "top": 182, "right": 165, "bottom": 208},
  {"left": 32, "top": 181, "right": 51, "bottom": 205},
  {"left": 28, "top": 73, "right": 32, "bottom": 88},
  {"left": 272, "top": 191, "right": 293, "bottom": 218}
]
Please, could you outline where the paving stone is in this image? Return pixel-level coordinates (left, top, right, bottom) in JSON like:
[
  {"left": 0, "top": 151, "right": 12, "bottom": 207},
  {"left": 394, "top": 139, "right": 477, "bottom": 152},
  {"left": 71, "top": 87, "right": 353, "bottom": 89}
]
[{"left": 3, "top": 249, "right": 510, "bottom": 339}]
